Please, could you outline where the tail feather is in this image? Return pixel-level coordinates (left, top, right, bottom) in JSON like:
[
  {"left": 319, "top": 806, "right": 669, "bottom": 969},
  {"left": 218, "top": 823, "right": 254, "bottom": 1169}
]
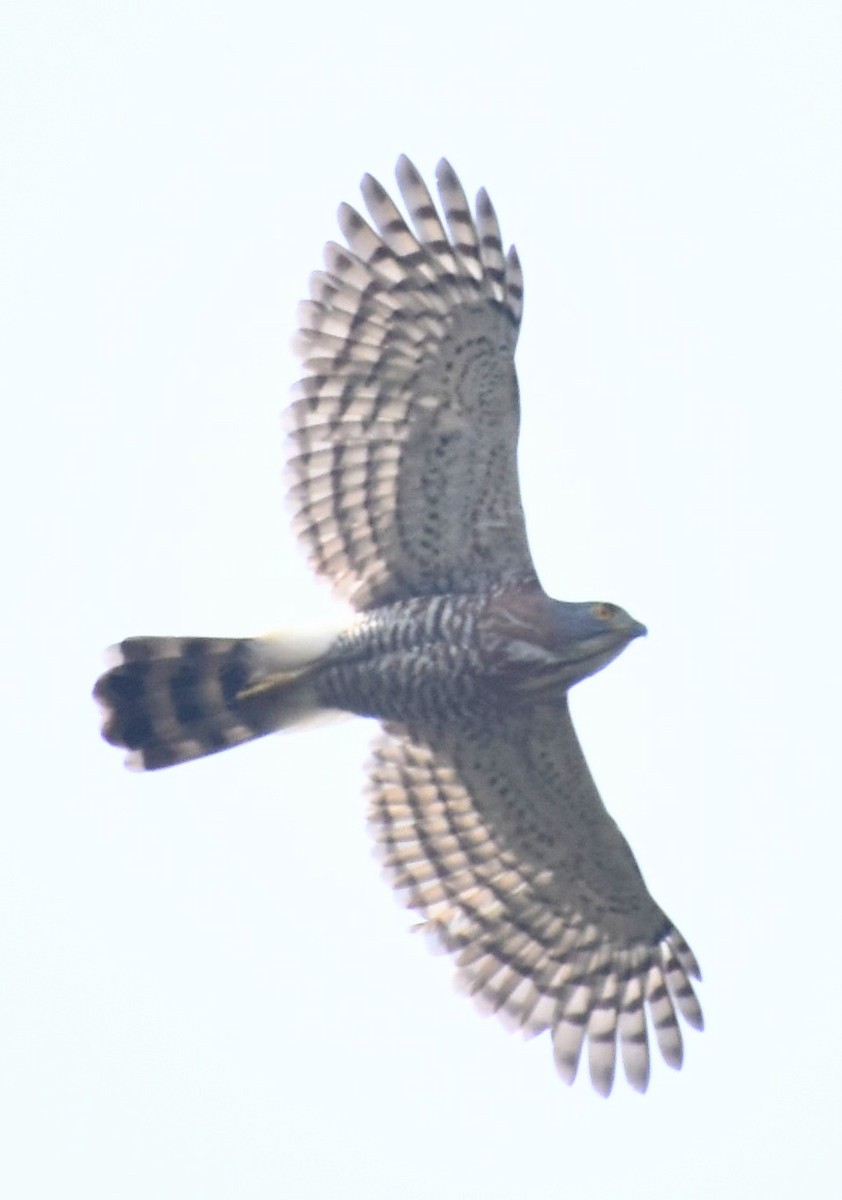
[{"left": 94, "top": 633, "right": 332, "bottom": 770}]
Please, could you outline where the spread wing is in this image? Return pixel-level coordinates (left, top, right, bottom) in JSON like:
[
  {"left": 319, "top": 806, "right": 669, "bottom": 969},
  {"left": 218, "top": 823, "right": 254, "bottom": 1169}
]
[
  {"left": 367, "top": 705, "right": 703, "bottom": 1095},
  {"left": 285, "top": 156, "right": 539, "bottom": 611}
]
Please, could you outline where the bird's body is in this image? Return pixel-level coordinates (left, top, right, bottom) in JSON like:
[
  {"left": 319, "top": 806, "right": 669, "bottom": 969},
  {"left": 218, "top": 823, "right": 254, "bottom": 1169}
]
[
  {"left": 95, "top": 157, "right": 702, "bottom": 1094},
  {"left": 316, "top": 587, "right": 644, "bottom": 725}
]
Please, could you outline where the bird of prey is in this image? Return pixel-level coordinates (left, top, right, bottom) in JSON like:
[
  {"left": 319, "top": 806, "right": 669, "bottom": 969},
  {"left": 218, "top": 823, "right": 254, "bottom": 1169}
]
[{"left": 94, "top": 156, "right": 702, "bottom": 1095}]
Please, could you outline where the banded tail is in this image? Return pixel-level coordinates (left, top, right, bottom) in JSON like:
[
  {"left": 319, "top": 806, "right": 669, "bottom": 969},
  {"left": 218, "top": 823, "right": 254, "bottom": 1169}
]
[{"left": 94, "top": 629, "right": 338, "bottom": 770}]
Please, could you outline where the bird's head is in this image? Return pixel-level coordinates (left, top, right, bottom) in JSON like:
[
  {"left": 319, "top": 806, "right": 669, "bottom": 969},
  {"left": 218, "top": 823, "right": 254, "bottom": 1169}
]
[
  {"left": 547, "top": 599, "right": 647, "bottom": 684},
  {"left": 484, "top": 591, "right": 647, "bottom": 698}
]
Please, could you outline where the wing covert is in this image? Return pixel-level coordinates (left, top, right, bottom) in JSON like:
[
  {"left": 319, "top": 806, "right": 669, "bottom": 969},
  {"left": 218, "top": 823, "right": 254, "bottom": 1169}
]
[
  {"left": 367, "top": 705, "right": 703, "bottom": 1095},
  {"left": 286, "top": 157, "right": 537, "bottom": 611}
]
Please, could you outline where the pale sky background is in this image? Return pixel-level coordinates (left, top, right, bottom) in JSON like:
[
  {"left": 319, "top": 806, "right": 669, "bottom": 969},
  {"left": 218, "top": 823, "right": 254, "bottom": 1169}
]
[{"left": 3, "top": 3, "right": 841, "bottom": 1197}]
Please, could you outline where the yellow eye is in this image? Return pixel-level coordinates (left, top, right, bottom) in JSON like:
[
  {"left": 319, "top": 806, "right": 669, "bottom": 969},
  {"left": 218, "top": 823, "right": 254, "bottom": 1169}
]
[{"left": 593, "top": 602, "right": 620, "bottom": 621}]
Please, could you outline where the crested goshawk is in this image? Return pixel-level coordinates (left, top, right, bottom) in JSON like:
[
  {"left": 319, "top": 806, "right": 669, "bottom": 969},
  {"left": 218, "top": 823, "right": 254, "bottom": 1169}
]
[{"left": 94, "top": 157, "right": 702, "bottom": 1095}]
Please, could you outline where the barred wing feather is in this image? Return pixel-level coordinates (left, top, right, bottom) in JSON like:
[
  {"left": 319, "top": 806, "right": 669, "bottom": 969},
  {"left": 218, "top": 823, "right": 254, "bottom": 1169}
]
[
  {"left": 367, "top": 706, "right": 703, "bottom": 1095},
  {"left": 286, "top": 157, "right": 538, "bottom": 611}
]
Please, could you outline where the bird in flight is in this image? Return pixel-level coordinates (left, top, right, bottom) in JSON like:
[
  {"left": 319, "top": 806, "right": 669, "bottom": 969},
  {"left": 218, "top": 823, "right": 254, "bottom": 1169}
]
[{"left": 94, "top": 156, "right": 703, "bottom": 1095}]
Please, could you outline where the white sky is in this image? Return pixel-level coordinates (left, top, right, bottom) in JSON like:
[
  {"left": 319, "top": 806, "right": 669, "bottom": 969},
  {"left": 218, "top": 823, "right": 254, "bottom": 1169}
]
[{"left": 4, "top": 2, "right": 841, "bottom": 1196}]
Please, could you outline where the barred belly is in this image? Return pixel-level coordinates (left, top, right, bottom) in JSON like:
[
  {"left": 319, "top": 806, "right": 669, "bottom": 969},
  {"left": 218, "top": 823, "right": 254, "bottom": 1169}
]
[{"left": 315, "top": 593, "right": 495, "bottom": 724}]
